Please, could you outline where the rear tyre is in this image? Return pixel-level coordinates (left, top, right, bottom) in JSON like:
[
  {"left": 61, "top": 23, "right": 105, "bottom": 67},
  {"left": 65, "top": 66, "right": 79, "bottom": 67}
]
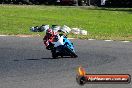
[{"left": 51, "top": 49, "right": 57, "bottom": 59}]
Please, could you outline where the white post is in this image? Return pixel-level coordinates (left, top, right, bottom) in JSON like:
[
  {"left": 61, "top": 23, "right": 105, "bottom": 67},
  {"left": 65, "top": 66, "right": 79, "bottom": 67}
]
[
  {"left": 101, "top": 0, "right": 106, "bottom": 5},
  {"left": 75, "top": 0, "right": 79, "bottom": 6}
]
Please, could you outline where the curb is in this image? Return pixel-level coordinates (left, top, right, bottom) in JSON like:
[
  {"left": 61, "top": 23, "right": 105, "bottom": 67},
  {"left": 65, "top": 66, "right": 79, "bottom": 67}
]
[
  {"left": 88, "top": 39, "right": 96, "bottom": 40},
  {"left": 0, "top": 35, "right": 8, "bottom": 36},
  {"left": 0, "top": 35, "right": 131, "bottom": 43},
  {"left": 0, "top": 35, "right": 40, "bottom": 37},
  {"left": 104, "top": 40, "right": 113, "bottom": 42},
  {"left": 87, "top": 39, "right": 131, "bottom": 43},
  {"left": 121, "top": 41, "right": 130, "bottom": 43}
]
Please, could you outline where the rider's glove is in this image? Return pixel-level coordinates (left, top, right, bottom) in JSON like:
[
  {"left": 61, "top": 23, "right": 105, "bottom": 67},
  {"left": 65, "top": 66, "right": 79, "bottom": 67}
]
[{"left": 46, "top": 45, "right": 51, "bottom": 50}]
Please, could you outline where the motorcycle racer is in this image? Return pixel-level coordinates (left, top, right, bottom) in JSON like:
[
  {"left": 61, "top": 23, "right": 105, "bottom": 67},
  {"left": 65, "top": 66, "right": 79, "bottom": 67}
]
[
  {"left": 43, "top": 28, "right": 58, "bottom": 50},
  {"left": 43, "top": 28, "right": 78, "bottom": 58}
]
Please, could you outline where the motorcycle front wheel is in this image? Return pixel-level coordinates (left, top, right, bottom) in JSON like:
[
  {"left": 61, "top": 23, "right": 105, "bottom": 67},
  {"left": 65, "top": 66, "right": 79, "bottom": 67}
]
[{"left": 64, "top": 47, "right": 78, "bottom": 58}]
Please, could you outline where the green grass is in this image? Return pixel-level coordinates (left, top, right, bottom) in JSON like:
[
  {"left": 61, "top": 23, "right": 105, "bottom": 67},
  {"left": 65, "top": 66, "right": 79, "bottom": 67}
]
[{"left": 0, "top": 5, "right": 132, "bottom": 41}]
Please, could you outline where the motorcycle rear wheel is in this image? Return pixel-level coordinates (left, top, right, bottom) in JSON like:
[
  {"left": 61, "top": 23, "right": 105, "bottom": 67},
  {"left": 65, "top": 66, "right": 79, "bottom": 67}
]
[{"left": 51, "top": 49, "right": 57, "bottom": 59}]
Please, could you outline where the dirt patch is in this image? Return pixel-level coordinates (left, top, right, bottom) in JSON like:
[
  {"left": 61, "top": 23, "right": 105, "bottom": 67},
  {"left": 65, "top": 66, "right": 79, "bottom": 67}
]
[{"left": 16, "top": 34, "right": 41, "bottom": 37}]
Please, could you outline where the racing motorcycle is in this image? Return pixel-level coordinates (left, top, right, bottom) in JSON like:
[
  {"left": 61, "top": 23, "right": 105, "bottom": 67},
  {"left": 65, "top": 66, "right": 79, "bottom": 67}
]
[{"left": 47, "top": 34, "right": 78, "bottom": 58}]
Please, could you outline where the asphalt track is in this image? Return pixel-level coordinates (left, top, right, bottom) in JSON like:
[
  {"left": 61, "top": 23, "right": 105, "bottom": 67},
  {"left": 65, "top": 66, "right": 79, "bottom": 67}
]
[{"left": 0, "top": 36, "right": 132, "bottom": 88}]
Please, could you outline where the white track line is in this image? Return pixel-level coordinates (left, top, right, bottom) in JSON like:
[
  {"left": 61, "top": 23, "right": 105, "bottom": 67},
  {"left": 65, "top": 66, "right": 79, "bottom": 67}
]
[
  {"left": 88, "top": 39, "right": 96, "bottom": 40},
  {"left": 68, "top": 38, "right": 75, "bottom": 39},
  {"left": 0, "top": 35, "right": 131, "bottom": 43},
  {"left": 121, "top": 41, "right": 130, "bottom": 43},
  {"left": 18, "top": 36, "right": 30, "bottom": 38},
  {"left": 0, "top": 35, "right": 8, "bottom": 36},
  {"left": 16, "top": 36, "right": 32, "bottom": 37},
  {"left": 104, "top": 40, "right": 113, "bottom": 42}
]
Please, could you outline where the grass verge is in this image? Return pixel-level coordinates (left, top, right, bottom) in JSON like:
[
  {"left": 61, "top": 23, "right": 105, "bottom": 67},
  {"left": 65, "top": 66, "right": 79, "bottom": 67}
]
[{"left": 0, "top": 5, "right": 132, "bottom": 41}]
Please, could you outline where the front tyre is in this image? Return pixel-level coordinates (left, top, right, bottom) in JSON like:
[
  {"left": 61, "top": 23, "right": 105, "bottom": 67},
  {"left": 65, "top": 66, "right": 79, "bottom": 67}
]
[{"left": 64, "top": 47, "right": 78, "bottom": 58}]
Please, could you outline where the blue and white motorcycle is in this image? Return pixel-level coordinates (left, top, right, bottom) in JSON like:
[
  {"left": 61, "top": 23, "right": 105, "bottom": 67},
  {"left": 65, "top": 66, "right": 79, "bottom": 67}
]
[{"left": 49, "top": 34, "right": 78, "bottom": 58}]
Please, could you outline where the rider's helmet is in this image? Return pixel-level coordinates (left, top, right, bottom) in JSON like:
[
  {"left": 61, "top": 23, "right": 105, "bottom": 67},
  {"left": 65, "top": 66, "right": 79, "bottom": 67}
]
[{"left": 46, "top": 29, "right": 53, "bottom": 36}]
